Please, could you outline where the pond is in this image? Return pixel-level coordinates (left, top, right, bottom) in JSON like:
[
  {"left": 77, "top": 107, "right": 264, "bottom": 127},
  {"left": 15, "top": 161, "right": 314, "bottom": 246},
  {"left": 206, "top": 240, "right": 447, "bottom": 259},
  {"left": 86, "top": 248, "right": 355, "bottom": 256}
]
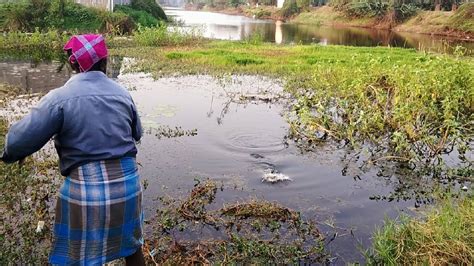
[
  {"left": 0, "top": 59, "right": 440, "bottom": 263},
  {"left": 166, "top": 8, "right": 474, "bottom": 54}
]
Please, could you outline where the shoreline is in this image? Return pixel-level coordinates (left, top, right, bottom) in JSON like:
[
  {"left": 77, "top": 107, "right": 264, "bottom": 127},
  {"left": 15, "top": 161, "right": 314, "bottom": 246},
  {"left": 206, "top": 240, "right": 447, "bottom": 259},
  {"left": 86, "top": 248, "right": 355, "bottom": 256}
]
[{"left": 180, "top": 5, "right": 474, "bottom": 41}]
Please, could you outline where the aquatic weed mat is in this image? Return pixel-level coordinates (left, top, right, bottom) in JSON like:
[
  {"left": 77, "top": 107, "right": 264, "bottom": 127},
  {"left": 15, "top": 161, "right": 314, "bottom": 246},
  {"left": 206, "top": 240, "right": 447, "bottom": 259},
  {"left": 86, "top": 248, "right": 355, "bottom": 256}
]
[
  {"left": 0, "top": 86, "right": 62, "bottom": 264},
  {"left": 144, "top": 179, "right": 328, "bottom": 264}
]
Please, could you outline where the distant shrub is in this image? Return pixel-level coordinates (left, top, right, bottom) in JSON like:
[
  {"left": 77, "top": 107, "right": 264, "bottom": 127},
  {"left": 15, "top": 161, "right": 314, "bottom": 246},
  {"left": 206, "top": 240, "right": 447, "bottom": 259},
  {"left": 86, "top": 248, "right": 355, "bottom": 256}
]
[
  {"left": 132, "top": 24, "right": 203, "bottom": 46},
  {"left": 115, "top": 5, "right": 160, "bottom": 27},
  {"left": 130, "top": 0, "right": 168, "bottom": 21},
  {"left": 1, "top": 2, "right": 30, "bottom": 31},
  {"left": 246, "top": 8, "right": 272, "bottom": 18},
  {"left": 0, "top": 29, "right": 69, "bottom": 61},
  {"left": 278, "top": 0, "right": 301, "bottom": 17},
  {"left": 61, "top": 1, "right": 104, "bottom": 31},
  {"left": 449, "top": 3, "right": 474, "bottom": 33},
  {"left": 102, "top": 12, "right": 135, "bottom": 35},
  {"left": 347, "top": 0, "right": 390, "bottom": 17}
]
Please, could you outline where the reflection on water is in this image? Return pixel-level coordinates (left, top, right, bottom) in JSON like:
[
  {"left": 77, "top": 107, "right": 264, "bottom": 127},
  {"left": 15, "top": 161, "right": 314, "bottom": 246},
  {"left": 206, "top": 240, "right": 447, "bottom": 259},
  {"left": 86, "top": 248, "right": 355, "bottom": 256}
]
[
  {"left": 166, "top": 8, "right": 474, "bottom": 53},
  {"left": 0, "top": 61, "right": 71, "bottom": 93},
  {"left": 0, "top": 57, "right": 124, "bottom": 93}
]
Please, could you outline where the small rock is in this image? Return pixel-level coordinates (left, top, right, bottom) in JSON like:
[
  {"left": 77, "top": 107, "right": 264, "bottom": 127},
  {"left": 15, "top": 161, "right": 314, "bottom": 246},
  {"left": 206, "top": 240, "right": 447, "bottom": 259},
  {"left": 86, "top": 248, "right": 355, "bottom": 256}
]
[{"left": 461, "top": 185, "right": 468, "bottom": 191}]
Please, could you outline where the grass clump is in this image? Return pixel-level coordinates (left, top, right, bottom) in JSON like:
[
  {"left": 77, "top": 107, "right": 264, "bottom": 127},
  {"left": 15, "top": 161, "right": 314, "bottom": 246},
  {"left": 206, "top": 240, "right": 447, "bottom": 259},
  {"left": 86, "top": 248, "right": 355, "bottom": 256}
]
[
  {"left": 449, "top": 3, "right": 474, "bottom": 33},
  {"left": 370, "top": 194, "right": 474, "bottom": 265},
  {"left": 132, "top": 24, "right": 204, "bottom": 47}
]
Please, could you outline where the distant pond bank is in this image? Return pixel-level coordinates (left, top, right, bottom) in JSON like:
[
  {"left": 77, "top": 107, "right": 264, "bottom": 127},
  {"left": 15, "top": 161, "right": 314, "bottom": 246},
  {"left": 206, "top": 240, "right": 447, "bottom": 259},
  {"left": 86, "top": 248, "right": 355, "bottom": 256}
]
[{"left": 166, "top": 7, "right": 474, "bottom": 54}]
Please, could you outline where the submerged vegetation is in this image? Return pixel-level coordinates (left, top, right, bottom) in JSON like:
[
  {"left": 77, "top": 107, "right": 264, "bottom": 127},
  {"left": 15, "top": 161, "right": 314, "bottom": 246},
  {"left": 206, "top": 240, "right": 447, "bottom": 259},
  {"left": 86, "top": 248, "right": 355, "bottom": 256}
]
[
  {"left": 0, "top": 86, "right": 61, "bottom": 264},
  {"left": 145, "top": 180, "right": 326, "bottom": 264}
]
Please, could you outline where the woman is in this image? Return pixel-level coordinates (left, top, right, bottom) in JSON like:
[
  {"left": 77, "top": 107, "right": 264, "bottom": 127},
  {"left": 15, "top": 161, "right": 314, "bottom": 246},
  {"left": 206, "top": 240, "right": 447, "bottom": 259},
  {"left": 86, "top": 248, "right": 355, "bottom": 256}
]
[{"left": 0, "top": 34, "right": 145, "bottom": 265}]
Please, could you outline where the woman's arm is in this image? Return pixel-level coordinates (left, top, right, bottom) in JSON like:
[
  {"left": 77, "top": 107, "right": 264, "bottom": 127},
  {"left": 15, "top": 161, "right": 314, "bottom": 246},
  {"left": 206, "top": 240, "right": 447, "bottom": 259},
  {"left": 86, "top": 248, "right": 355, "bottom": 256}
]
[{"left": 1, "top": 93, "right": 63, "bottom": 163}]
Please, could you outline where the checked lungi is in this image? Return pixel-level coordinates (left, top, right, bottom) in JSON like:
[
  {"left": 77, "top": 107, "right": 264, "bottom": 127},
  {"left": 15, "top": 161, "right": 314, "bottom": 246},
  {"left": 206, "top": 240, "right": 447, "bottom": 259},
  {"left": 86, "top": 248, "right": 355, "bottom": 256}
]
[{"left": 49, "top": 157, "right": 144, "bottom": 265}]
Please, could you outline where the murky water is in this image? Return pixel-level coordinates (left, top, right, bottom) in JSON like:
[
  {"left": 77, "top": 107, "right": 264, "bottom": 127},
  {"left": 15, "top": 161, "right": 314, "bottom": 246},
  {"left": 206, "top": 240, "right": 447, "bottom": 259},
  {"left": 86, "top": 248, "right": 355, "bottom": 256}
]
[
  {"left": 0, "top": 60, "right": 429, "bottom": 262},
  {"left": 166, "top": 8, "right": 474, "bottom": 53}
]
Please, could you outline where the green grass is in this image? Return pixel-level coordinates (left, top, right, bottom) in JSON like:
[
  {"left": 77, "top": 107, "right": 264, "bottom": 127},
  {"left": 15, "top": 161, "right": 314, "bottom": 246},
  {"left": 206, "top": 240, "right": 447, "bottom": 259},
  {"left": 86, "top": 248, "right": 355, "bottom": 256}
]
[
  {"left": 370, "top": 194, "right": 474, "bottom": 265},
  {"left": 394, "top": 3, "right": 474, "bottom": 36},
  {"left": 449, "top": 3, "right": 474, "bottom": 33},
  {"left": 292, "top": 6, "right": 376, "bottom": 27},
  {"left": 115, "top": 5, "right": 159, "bottom": 28},
  {"left": 0, "top": 30, "right": 69, "bottom": 61},
  {"left": 132, "top": 25, "right": 204, "bottom": 47}
]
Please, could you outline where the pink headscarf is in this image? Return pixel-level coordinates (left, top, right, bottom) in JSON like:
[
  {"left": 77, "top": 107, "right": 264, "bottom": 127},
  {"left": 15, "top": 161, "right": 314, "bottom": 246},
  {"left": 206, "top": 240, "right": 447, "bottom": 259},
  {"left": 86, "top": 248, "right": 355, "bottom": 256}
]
[{"left": 63, "top": 34, "right": 108, "bottom": 72}]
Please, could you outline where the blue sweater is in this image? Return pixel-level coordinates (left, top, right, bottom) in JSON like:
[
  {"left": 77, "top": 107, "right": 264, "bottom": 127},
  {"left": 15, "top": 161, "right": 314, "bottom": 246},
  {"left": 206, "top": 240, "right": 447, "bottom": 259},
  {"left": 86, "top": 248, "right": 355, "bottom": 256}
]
[{"left": 1, "top": 71, "right": 142, "bottom": 176}]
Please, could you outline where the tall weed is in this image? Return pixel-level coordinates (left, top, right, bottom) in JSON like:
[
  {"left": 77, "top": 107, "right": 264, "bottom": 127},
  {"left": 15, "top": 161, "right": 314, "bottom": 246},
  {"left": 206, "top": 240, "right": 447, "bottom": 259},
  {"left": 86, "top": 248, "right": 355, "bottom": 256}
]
[{"left": 132, "top": 24, "right": 203, "bottom": 46}]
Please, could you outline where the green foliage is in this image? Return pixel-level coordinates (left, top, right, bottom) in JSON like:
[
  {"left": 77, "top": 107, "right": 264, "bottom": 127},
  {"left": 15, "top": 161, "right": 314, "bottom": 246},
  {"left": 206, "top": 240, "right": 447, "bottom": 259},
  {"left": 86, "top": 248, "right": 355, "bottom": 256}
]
[
  {"left": 342, "top": 0, "right": 419, "bottom": 19},
  {"left": 148, "top": 180, "right": 326, "bottom": 264},
  {"left": 347, "top": 0, "right": 390, "bottom": 17},
  {"left": 370, "top": 194, "right": 474, "bottom": 265},
  {"left": 449, "top": 3, "right": 474, "bottom": 33},
  {"left": 115, "top": 5, "right": 159, "bottom": 27},
  {"left": 279, "top": 0, "right": 301, "bottom": 17},
  {"left": 130, "top": 0, "right": 167, "bottom": 21},
  {"left": 0, "top": 2, "right": 30, "bottom": 31},
  {"left": 0, "top": 29, "right": 69, "bottom": 61},
  {"left": 60, "top": 1, "right": 104, "bottom": 32},
  {"left": 102, "top": 11, "right": 135, "bottom": 35},
  {"left": 296, "top": 0, "right": 312, "bottom": 10},
  {"left": 245, "top": 7, "right": 272, "bottom": 18},
  {"left": 0, "top": 0, "right": 147, "bottom": 33},
  {"left": 132, "top": 24, "right": 203, "bottom": 46},
  {"left": 330, "top": 0, "right": 472, "bottom": 20}
]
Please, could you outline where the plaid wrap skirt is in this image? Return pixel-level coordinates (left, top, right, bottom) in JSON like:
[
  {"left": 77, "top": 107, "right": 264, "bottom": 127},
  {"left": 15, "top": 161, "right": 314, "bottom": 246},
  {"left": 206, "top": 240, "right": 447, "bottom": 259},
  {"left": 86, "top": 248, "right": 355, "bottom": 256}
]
[{"left": 49, "top": 157, "right": 144, "bottom": 265}]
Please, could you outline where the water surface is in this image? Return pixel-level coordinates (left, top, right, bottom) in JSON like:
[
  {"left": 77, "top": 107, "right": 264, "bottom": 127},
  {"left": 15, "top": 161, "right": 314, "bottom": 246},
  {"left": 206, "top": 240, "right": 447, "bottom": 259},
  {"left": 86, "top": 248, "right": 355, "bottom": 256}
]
[
  {"left": 0, "top": 60, "right": 423, "bottom": 263},
  {"left": 166, "top": 8, "right": 474, "bottom": 53}
]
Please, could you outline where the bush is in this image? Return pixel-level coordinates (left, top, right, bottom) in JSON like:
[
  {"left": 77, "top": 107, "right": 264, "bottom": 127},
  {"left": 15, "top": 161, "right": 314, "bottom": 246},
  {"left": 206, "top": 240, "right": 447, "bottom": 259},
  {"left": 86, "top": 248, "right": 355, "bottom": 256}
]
[
  {"left": 347, "top": 0, "right": 390, "bottom": 17},
  {"left": 61, "top": 1, "right": 104, "bottom": 31},
  {"left": 449, "top": 3, "right": 474, "bottom": 33},
  {"left": 130, "top": 0, "right": 168, "bottom": 21},
  {"left": 115, "top": 5, "right": 159, "bottom": 27},
  {"left": 102, "top": 12, "right": 135, "bottom": 35},
  {"left": 278, "top": 0, "right": 300, "bottom": 17},
  {"left": 132, "top": 24, "right": 202, "bottom": 46},
  {"left": 1, "top": 2, "right": 30, "bottom": 31}
]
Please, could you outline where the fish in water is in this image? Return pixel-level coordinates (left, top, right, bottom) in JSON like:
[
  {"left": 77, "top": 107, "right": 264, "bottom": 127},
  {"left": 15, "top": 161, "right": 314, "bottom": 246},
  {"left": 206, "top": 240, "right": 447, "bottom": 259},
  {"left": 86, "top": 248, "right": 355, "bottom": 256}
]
[{"left": 262, "top": 169, "right": 292, "bottom": 183}]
